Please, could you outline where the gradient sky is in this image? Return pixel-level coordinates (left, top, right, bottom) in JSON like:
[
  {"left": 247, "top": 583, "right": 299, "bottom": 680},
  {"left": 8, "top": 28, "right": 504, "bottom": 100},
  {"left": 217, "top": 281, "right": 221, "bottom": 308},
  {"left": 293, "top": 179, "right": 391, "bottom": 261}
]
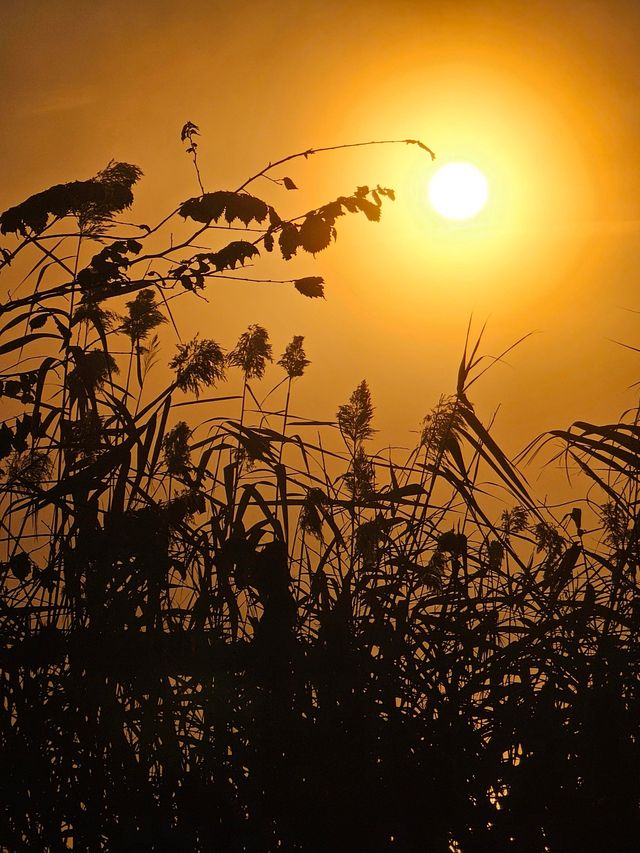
[{"left": 2, "top": 0, "right": 640, "bottom": 491}]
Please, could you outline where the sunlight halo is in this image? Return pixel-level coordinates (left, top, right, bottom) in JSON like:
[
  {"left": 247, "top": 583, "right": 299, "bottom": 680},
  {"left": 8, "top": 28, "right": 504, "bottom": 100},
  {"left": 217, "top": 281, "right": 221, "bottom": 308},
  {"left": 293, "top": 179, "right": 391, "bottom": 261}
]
[{"left": 428, "top": 162, "right": 489, "bottom": 221}]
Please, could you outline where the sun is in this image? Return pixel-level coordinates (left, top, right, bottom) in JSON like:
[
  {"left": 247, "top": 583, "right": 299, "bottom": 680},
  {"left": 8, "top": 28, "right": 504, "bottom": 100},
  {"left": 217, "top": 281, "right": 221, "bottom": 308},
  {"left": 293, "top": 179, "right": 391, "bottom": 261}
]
[{"left": 428, "top": 162, "right": 489, "bottom": 221}]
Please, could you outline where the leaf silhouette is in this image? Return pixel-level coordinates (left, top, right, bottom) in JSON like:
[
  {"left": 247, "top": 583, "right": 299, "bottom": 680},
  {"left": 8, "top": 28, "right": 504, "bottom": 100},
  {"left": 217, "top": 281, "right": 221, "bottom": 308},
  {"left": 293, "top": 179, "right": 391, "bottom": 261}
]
[
  {"left": 0, "top": 333, "right": 59, "bottom": 357},
  {"left": 178, "top": 191, "right": 268, "bottom": 226},
  {"left": 298, "top": 214, "right": 334, "bottom": 254},
  {"left": 180, "top": 121, "right": 200, "bottom": 142},
  {"left": 268, "top": 205, "right": 282, "bottom": 227},
  {"left": 225, "top": 193, "right": 268, "bottom": 226},
  {"left": 283, "top": 176, "right": 298, "bottom": 190},
  {"left": 179, "top": 193, "right": 225, "bottom": 223},
  {"left": 294, "top": 276, "right": 325, "bottom": 298},
  {"left": 0, "top": 424, "right": 14, "bottom": 460},
  {"left": 28, "top": 313, "right": 49, "bottom": 330},
  {"left": 406, "top": 138, "right": 437, "bottom": 160},
  {"left": 196, "top": 241, "right": 259, "bottom": 273},
  {"left": 355, "top": 197, "right": 381, "bottom": 222},
  {"left": 278, "top": 222, "right": 300, "bottom": 260}
]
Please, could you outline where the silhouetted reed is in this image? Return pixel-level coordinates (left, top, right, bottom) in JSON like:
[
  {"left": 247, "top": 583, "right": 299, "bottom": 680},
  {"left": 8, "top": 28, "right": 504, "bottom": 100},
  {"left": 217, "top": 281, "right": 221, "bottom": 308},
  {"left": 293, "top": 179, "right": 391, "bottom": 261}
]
[{"left": 0, "top": 127, "right": 638, "bottom": 852}]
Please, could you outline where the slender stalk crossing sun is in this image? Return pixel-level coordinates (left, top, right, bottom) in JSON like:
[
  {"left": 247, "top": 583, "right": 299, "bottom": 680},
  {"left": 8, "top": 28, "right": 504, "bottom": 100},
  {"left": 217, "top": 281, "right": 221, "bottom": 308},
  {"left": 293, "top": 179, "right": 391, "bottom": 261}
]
[{"left": 428, "top": 161, "right": 489, "bottom": 220}]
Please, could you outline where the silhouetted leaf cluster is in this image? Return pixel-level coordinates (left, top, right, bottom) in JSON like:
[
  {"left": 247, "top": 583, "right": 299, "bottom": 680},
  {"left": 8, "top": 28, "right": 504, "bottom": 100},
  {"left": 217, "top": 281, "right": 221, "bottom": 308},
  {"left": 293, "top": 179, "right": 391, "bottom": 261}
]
[
  {"left": 171, "top": 240, "right": 259, "bottom": 291},
  {"left": 76, "top": 238, "right": 142, "bottom": 292},
  {"left": 273, "top": 185, "right": 394, "bottom": 260},
  {"left": 0, "top": 162, "right": 142, "bottom": 235},
  {"left": 179, "top": 190, "right": 269, "bottom": 226}
]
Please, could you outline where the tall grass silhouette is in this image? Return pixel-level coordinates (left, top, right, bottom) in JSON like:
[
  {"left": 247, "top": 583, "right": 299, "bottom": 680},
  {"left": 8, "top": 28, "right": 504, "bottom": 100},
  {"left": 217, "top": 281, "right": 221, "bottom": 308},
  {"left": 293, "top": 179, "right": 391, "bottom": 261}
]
[{"left": 0, "top": 126, "right": 638, "bottom": 852}]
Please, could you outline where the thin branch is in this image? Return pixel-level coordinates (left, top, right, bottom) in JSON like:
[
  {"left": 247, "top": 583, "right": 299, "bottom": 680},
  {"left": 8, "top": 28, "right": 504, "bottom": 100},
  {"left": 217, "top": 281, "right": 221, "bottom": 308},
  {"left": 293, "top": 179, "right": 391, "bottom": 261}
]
[{"left": 235, "top": 138, "right": 436, "bottom": 193}]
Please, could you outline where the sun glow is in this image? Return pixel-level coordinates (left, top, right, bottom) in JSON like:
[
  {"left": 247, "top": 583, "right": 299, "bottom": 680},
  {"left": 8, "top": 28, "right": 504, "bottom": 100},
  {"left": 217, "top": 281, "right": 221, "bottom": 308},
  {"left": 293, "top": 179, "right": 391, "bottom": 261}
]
[{"left": 428, "top": 162, "right": 489, "bottom": 221}]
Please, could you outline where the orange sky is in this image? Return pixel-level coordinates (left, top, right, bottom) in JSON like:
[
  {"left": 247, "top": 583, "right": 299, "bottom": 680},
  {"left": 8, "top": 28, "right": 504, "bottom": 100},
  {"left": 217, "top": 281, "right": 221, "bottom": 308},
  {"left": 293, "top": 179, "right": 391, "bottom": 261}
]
[{"left": 2, "top": 0, "right": 640, "bottom": 487}]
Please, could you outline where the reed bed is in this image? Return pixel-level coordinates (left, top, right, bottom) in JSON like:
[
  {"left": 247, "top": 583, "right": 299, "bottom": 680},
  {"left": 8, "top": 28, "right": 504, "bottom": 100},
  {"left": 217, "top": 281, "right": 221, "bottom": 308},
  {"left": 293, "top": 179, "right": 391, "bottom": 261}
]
[{"left": 0, "top": 134, "right": 638, "bottom": 851}]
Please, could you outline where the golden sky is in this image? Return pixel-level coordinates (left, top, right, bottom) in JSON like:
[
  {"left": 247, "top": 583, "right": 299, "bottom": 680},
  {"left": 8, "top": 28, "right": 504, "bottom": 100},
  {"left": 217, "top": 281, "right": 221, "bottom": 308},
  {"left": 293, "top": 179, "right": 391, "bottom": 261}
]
[{"left": 2, "top": 0, "right": 640, "bottom": 474}]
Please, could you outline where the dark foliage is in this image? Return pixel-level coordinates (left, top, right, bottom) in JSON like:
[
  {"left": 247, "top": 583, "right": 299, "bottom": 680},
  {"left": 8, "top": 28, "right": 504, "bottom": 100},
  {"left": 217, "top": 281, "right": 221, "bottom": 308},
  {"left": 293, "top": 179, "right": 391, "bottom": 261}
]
[
  {"left": 294, "top": 275, "right": 325, "bottom": 298},
  {"left": 1, "top": 128, "right": 638, "bottom": 853},
  {"left": 0, "top": 162, "right": 142, "bottom": 236},
  {"left": 179, "top": 191, "right": 269, "bottom": 227}
]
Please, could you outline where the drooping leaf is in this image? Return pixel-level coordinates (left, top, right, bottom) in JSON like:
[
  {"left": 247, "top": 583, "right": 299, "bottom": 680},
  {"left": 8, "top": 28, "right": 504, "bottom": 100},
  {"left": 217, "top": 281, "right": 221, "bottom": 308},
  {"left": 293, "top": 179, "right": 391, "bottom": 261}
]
[
  {"left": 178, "top": 192, "right": 226, "bottom": 223},
  {"left": 178, "top": 191, "right": 268, "bottom": 226},
  {"left": 294, "top": 276, "right": 325, "bottom": 299},
  {"left": 214, "top": 240, "right": 259, "bottom": 270},
  {"left": 8, "top": 413, "right": 39, "bottom": 454},
  {"left": 298, "top": 213, "right": 334, "bottom": 254},
  {"left": 545, "top": 542, "right": 581, "bottom": 594},
  {"left": 278, "top": 222, "right": 300, "bottom": 260},
  {"left": 406, "top": 138, "right": 437, "bottom": 160},
  {"left": 225, "top": 193, "right": 269, "bottom": 226}
]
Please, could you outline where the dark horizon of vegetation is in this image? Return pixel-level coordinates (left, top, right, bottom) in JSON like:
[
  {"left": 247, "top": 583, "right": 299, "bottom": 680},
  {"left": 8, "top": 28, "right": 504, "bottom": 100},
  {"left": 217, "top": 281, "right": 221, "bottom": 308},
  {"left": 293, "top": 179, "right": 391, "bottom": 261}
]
[{"left": 0, "top": 126, "right": 638, "bottom": 852}]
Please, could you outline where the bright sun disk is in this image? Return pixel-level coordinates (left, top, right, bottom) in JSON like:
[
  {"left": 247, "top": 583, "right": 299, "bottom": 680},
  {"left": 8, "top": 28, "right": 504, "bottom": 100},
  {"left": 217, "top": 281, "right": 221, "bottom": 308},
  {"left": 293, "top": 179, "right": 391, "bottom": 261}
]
[{"left": 428, "top": 162, "right": 489, "bottom": 221}]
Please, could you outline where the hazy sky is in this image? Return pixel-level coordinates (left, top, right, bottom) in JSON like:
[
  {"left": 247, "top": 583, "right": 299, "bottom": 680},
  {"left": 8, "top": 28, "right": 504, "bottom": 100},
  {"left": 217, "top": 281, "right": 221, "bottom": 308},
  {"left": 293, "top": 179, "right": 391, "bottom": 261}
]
[{"left": 2, "top": 0, "right": 640, "bottom": 485}]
